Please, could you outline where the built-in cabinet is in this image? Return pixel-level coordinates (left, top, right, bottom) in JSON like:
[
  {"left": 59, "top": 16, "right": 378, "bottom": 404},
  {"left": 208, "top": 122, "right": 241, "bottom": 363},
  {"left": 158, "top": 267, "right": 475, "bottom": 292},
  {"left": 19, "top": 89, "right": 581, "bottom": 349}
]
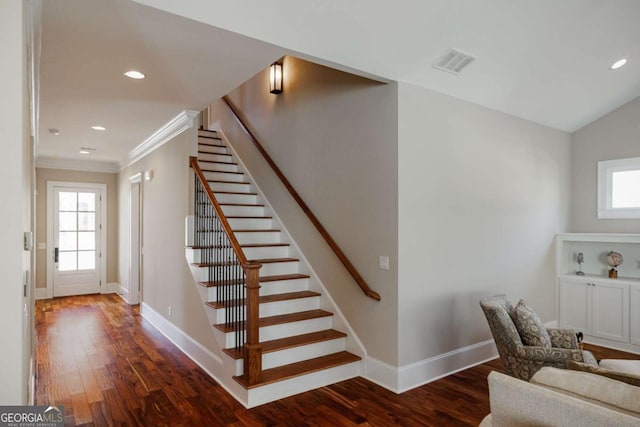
[{"left": 556, "top": 234, "right": 640, "bottom": 354}]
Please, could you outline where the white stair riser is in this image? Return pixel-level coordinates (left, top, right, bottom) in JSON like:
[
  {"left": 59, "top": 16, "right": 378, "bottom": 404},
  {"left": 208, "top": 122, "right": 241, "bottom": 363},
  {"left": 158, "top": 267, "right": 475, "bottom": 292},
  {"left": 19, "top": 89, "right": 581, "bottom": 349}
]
[
  {"left": 194, "top": 266, "right": 243, "bottom": 282},
  {"left": 235, "top": 231, "right": 281, "bottom": 245},
  {"left": 209, "top": 181, "right": 253, "bottom": 193},
  {"left": 232, "top": 338, "right": 347, "bottom": 375},
  {"left": 206, "top": 278, "right": 309, "bottom": 300},
  {"left": 191, "top": 246, "right": 289, "bottom": 262},
  {"left": 199, "top": 161, "right": 238, "bottom": 173},
  {"left": 211, "top": 296, "right": 320, "bottom": 324},
  {"left": 227, "top": 218, "right": 272, "bottom": 229},
  {"left": 223, "top": 316, "right": 333, "bottom": 348},
  {"left": 214, "top": 193, "right": 257, "bottom": 204},
  {"left": 220, "top": 205, "right": 264, "bottom": 216},
  {"left": 198, "top": 145, "right": 228, "bottom": 155},
  {"left": 263, "top": 338, "right": 346, "bottom": 371},
  {"left": 246, "top": 362, "right": 360, "bottom": 408},
  {"left": 203, "top": 171, "right": 245, "bottom": 182},
  {"left": 242, "top": 245, "right": 289, "bottom": 259},
  {"left": 199, "top": 153, "right": 234, "bottom": 163},
  {"left": 256, "top": 261, "right": 299, "bottom": 276},
  {"left": 198, "top": 131, "right": 218, "bottom": 136}
]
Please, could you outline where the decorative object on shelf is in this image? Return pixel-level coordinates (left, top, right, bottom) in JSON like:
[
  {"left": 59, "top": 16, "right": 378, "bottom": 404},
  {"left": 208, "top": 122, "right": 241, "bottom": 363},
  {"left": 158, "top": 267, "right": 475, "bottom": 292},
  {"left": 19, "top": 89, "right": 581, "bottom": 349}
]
[
  {"left": 576, "top": 252, "right": 585, "bottom": 276},
  {"left": 606, "top": 250, "right": 623, "bottom": 278}
]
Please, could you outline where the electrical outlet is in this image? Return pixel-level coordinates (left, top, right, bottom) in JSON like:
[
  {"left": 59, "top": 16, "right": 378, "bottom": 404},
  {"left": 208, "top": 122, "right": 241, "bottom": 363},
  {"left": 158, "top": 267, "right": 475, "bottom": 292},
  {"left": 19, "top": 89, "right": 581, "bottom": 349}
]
[
  {"left": 379, "top": 256, "right": 390, "bottom": 270},
  {"left": 168, "top": 306, "right": 172, "bottom": 317}
]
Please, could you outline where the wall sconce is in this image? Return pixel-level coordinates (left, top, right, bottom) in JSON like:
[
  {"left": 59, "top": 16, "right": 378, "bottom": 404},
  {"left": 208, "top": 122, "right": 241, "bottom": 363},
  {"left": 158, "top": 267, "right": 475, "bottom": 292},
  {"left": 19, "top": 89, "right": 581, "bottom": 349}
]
[{"left": 269, "top": 62, "right": 283, "bottom": 94}]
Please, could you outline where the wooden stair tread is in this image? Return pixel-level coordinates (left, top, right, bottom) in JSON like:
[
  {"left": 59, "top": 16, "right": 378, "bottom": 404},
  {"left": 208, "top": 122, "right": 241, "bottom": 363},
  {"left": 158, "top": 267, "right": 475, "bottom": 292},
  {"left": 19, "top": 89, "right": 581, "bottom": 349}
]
[
  {"left": 200, "top": 169, "right": 244, "bottom": 175},
  {"left": 233, "top": 229, "right": 280, "bottom": 233},
  {"left": 225, "top": 215, "right": 272, "bottom": 219},
  {"left": 241, "top": 243, "right": 288, "bottom": 248},
  {"left": 260, "top": 273, "right": 310, "bottom": 282},
  {"left": 220, "top": 203, "right": 264, "bottom": 207},
  {"left": 223, "top": 329, "right": 347, "bottom": 359},
  {"left": 199, "top": 151, "right": 232, "bottom": 156},
  {"left": 233, "top": 351, "right": 361, "bottom": 389},
  {"left": 197, "top": 273, "right": 309, "bottom": 288},
  {"left": 197, "top": 135, "right": 222, "bottom": 140},
  {"left": 198, "top": 142, "right": 226, "bottom": 149},
  {"left": 214, "top": 309, "right": 333, "bottom": 333},
  {"left": 250, "top": 257, "right": 299, "bottom": 264},
  {"left": 205, "top": 290, "right": 320, "bottom": 309},
  {"left": 198, "top": 160, "right": 238, "bottom": 165},
  {"left": 188, "top": 243, "right": 288, "bottom": 250},
  {"left": 208, "top": 180, "right": 250, "bottom": 185},
  {"left": 192, "top": 261, "right": 239, "bottom": 267},
  {"left": 213, "top": 190, "right": 257, "bottom": 196}
]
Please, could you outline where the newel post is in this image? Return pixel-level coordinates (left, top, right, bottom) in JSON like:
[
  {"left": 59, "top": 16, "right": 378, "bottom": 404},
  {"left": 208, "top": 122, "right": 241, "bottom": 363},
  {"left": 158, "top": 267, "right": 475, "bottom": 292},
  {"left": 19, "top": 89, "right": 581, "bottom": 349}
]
[{"left": 243, "top": 261, "right": 262, "bottom": 385}]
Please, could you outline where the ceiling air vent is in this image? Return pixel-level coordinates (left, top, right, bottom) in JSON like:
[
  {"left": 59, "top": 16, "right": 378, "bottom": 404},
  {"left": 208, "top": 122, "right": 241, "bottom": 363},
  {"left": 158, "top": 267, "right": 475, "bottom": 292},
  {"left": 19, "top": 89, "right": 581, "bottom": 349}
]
[{"left": 433, "top": 48, "right": 476, "bottom": 75}]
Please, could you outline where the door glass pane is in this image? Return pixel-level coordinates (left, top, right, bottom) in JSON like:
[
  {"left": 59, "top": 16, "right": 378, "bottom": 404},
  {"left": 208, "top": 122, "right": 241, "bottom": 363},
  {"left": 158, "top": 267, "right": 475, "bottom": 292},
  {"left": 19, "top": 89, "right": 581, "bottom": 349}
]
[
  {"left": 78, "top": 192, "right": 95, "bottom": 212},
  {"left": 59, "top": 192, "right": 77, "bottom": 211},
  {"left": 59, "top": 212, "right": 77, "bottom": 231},
  {"left": 78, "top": 213, "right": 95, "bottom": 231},
  {"left": 59, "top": 252, "right": 77, "bottom": 271},
  {"left": 59, "top": 232, "right": 77, "bottom": 251},
  {"left": 78, "top": 251, "right": 95, "bottom": 270},
  {"left": 78, "top": 232, "right": 95, "bottom": 250}
]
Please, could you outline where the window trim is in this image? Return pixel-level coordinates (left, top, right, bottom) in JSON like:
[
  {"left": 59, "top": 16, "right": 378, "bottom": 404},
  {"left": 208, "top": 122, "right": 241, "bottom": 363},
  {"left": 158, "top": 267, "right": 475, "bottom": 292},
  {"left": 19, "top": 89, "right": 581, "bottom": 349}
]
[{"left": 597, "top": 156, "right": 640, "bottom": 219}]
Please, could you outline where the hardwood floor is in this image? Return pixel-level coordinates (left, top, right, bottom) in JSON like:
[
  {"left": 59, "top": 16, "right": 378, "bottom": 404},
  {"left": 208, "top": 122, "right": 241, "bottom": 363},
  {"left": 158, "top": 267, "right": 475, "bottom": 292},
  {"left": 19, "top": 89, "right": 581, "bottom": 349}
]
[{"left": 35, "top": 294, "right": 636, "bottom": 426}]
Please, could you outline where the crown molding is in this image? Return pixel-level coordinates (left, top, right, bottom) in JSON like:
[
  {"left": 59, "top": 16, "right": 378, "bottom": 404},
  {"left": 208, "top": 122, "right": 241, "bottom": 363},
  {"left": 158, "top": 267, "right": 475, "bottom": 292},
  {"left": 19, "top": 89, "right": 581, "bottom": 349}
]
[
  {"left": 125, "top": 109, "right": 198, "bottom": 168},
  {"left": 35, "top": 156, "right": 120, "bottom": 173}
]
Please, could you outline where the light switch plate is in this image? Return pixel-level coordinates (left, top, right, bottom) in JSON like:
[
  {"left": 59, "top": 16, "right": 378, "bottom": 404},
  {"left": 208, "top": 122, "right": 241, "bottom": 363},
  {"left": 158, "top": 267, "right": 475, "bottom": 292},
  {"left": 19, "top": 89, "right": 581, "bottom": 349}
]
[{"left": 379, "top": 256, "right": 390, "bottom": 270}]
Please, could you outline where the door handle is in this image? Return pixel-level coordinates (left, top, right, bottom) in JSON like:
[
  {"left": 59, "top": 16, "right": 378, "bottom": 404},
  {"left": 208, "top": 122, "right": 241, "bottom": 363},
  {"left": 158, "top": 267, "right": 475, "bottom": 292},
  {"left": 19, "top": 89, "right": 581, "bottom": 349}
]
[{"left": 54, "top": 247, "right": 59, "bottom": 263}]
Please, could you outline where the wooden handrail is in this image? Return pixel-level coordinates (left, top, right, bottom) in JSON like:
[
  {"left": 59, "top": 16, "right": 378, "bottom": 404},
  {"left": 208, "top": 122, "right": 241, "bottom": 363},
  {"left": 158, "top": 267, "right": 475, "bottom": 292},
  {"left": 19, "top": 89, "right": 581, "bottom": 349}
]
[
  {"left": 190, "top": 156, "right": 247, "bottom": 265},
  {"left": 221, "top": 96, "right": 381, "bottom": 301}
]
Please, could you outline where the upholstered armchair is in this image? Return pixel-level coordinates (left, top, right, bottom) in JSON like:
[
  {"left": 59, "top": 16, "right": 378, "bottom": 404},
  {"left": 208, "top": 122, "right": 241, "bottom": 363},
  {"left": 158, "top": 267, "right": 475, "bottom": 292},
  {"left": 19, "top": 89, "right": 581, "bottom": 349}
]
[{"left": 480, "top": 294, "right": 597, "bottom": 381}]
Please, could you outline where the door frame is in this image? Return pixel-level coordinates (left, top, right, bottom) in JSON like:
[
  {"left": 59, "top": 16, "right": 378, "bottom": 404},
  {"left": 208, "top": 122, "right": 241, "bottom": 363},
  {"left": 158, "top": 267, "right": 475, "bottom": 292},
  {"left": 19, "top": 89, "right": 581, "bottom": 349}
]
[
  {"left": 46, "top": 181, "right": 107, "bottom": 299},
  {"left": 128, "top": 172, "right": 143, "bottom": 305}
]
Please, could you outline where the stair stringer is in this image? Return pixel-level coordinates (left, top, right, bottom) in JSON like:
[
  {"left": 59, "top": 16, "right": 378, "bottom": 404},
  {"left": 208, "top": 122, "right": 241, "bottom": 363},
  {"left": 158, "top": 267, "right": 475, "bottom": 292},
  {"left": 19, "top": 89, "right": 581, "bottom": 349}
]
[{"left": 213, "top": 125, "right": 368, "bottom": 361}]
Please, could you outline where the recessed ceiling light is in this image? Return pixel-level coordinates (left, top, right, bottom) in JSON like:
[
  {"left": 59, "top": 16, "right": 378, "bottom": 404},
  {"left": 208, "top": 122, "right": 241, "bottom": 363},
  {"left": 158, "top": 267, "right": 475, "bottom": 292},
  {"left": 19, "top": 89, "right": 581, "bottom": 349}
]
[
  {"left": 124, "top": 70, "right": 145, "bottom": 79},
  {"left": 79, "top": 150, "right": 90, "bottom": 155},
  {"left": 91, "top": 126, "right": 106, "bottom": 131},
  {"left": 48, "top": 128, "right": 60, "bottom": 136},
  {"left": 610, "top": 58, "right": 628, "bottom": 70}
]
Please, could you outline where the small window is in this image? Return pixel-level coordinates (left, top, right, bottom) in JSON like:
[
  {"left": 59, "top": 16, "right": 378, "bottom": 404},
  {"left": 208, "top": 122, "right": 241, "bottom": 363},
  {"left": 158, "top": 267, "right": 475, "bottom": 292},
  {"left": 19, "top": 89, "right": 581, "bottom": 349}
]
[{"left": 598, "top": 157, "right": 640, "bottom": 218}]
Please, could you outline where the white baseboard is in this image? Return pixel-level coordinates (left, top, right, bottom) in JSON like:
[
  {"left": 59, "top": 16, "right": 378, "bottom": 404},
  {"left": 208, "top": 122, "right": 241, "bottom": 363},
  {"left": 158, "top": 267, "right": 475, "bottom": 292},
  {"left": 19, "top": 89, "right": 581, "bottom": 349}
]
[
  {"left": 103, "top": 282, "right": 119, "bottom": 294},
  {"left": 365, "top": 339, "right": 498, "bottom": 393},
  {"left": 139, "top": 303, "right": 247, "bottom": 405},
  {"left": 34, "top": 287, "right": 47, "bottom": 300}
]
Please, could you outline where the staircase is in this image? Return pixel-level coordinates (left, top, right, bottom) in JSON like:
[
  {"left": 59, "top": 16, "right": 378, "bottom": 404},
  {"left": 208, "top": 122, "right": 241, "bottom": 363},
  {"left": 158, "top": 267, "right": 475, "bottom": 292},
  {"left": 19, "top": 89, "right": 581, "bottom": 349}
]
[{"left": 185, "top": 129, "right": 362, "bottom": 407}]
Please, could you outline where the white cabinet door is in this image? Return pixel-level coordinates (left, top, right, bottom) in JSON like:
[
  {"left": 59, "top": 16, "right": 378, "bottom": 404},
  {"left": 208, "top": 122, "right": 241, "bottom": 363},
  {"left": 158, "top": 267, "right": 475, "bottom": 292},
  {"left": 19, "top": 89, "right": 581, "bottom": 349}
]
[
  {"left": 592, "top": 281, "right": 629, "bottom": 343},
  {"left": 560, "top": 277, "right": 591, "bottom": 335},
  {"left": 631, "top": 285, "right": 640, "bottom": 345}
]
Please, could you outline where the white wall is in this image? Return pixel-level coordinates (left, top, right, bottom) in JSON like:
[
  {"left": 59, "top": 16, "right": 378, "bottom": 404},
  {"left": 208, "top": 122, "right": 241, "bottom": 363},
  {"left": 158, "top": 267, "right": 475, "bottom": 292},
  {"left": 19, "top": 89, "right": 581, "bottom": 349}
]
[
  {"left": 118, "top": 128, "right": 219, "bottom": 355},
  {"left": 0, "top": 0, "right": 32, "bottom": 404},
  {"left": 571, "top": 95, "right": 640, "bottom": 233},
  {"left": 220, "top": 56, "right": 400, "bottom": 365},
  {"left": 397, "top": 83, "right": 572, "bottom": 365}
]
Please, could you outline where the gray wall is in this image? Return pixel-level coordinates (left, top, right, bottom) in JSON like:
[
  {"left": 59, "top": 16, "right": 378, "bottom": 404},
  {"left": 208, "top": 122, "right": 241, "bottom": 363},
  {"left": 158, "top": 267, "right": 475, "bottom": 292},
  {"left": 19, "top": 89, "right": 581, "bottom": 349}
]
[
  {"left": 118, "top": 128, "right": 219, "bottom": 354},
  {"left": 35, "top": 168, "right": 119, "bottom": 288},
  {"left": 571, "top": 95, "right": 640, "bottom": 233},
  {"left": 219, "top": 56, "right": 400, "bottom": 365},
  {"left": 397, "top": 83, "right": 572, "bottom": 365}
]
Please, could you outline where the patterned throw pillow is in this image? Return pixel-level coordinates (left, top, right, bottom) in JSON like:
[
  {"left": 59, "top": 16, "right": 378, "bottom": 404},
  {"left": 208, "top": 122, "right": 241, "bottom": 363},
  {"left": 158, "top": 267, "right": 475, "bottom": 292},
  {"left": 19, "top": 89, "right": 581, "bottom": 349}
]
[{"left": 512, "top": 299, "right": 552, "bottom": 347}]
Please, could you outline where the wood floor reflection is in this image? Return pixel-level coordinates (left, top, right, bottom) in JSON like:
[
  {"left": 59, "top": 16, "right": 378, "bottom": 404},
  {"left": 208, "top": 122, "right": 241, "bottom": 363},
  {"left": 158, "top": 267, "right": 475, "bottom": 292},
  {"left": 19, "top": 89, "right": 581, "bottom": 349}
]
[{"left": 35, "top": 294, "right": 635, "bottom": 426}]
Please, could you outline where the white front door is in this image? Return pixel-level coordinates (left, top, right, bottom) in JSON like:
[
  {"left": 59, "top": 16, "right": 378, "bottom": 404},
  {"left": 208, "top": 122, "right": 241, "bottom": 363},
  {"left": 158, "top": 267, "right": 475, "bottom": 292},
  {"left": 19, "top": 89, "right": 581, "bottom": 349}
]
[{"left": 52, "top": 186, "right": 102, "bottom": 296}]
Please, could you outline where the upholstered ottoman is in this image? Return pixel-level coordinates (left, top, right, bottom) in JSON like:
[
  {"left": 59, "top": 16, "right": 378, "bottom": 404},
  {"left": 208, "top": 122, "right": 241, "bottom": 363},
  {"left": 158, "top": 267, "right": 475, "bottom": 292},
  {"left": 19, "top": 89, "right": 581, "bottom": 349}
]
[{"left": 600, "top": 359, "right": 640, "bottom": 375}]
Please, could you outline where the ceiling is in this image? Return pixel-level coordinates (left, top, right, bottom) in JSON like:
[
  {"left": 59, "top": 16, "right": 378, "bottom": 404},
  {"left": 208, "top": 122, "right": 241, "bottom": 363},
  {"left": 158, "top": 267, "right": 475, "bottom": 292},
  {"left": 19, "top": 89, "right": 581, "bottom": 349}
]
[
  {"left": 37, "top": 0, "right": 284, "bottom": 169},
  {"left": 39, "top": 0, "right": 640, "bottom": 169}
]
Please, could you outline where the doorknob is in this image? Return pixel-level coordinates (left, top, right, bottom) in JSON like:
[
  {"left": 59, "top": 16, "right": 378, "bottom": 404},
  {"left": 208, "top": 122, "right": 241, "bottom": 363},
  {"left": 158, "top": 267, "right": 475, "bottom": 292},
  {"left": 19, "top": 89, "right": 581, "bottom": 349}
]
[{"left": 54, "top": 247, "right": 59, "bottom": 263}]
